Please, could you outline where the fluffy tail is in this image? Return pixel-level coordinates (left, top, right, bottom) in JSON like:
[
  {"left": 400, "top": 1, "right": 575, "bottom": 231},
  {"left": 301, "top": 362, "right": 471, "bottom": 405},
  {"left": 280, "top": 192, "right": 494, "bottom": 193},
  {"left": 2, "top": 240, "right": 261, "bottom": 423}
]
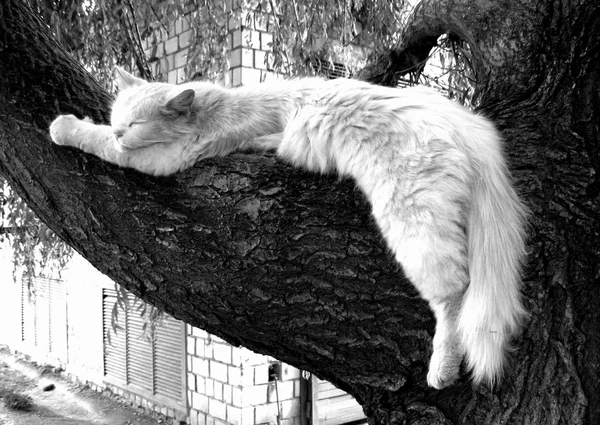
[{"left": 458, "top": 132, "right": 528, "bottom": 387}]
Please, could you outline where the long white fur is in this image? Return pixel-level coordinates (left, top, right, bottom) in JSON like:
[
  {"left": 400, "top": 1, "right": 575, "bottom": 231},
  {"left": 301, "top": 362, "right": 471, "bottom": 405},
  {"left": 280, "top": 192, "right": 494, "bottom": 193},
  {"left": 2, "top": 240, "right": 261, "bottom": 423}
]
[{"left": 49, "top": 68, "right": 528, "bottom": 389}]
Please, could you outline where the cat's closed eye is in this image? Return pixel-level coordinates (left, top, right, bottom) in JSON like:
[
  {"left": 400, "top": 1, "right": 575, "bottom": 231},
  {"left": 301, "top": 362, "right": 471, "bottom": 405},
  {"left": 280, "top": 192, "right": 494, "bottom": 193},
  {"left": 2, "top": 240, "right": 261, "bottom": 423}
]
[{"left": 129, "top": 120, "right": 147, "bottom": 127}]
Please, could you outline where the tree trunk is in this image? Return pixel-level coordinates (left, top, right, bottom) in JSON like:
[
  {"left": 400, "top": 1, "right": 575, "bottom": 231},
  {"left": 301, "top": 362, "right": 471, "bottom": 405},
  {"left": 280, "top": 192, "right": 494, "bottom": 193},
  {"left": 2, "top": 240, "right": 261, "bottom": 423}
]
[{"left": 0, "top": 0, "right": 598, "bottom": 424}]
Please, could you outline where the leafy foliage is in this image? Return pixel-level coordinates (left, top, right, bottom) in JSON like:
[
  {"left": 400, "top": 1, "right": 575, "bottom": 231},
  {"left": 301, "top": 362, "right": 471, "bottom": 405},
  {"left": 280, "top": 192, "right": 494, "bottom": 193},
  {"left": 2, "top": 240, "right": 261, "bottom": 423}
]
[
  {"left": 28, "top": 0, "right": 188, "bottom": 85},
  {"left": 0, "top": 178, "right": 72, "bottom": 280},
  {"left": 186, "top": 2, "right": 230, "bottom": 81},
  {"left": 419, "top": 35, "right": 478, "bottom": 107},
  {"left": 240, "top": 0, "right": 410, "bottom": 77},
  {"left": 25, "top": 1, "right": 474, "bottom": 92},
  {"left": 107, "top": 287, "right": 167, "bottom": 343},
  {"left": 1, "top": 389, "right": 34, "bottom": 411}
]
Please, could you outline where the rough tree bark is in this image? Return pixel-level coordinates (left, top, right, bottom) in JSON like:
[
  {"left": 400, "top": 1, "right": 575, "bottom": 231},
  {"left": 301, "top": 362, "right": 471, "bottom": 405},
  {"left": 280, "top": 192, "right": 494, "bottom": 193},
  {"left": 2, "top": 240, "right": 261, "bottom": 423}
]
[{"left": 0, "top": 0, "right": 598, "bottom": 424}]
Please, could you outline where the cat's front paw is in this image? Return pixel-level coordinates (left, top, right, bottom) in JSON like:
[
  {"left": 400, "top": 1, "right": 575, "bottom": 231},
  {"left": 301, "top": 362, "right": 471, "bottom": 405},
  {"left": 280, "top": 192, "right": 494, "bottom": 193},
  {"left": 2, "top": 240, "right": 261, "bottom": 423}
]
[{"left": 49, "top": 114, "right": 83, "bottom": 147}]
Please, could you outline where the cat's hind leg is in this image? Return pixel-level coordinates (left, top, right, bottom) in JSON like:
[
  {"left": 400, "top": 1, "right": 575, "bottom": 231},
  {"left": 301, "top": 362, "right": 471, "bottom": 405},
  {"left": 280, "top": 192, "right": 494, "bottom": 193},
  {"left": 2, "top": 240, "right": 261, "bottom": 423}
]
[
  {"left": 391, "top": 227, "right": 469, "bottom": 389},
  {"left": 370, "top": 146, "right": 472, "bottom": 389},
  {"left": 426, "top": 294, "right": 465, "bottom": 388}
]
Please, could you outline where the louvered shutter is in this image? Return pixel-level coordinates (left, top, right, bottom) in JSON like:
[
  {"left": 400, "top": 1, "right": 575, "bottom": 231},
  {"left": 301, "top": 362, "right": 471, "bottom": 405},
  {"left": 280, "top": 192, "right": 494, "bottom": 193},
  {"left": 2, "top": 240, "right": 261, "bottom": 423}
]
[
  {"left": 126, "top": 304, "right": 153, "bottom": 391},
  {"left": 33, "top": 278, "right": 50, "bottom": 353},
  {"left": 103, "top": 291, "right": 127, "bottom": 382},
  {"left": 153, "top": 316, "right": 184, "bottom": 400},
  {"left": 21, "top": 278, "right": 35, "bottom": 345},
  {"left": 48, "top": 278, "right": 67, "bottom": 361},
  {"left": 102, "top": 288, "right": 185, "bottom": 406}
]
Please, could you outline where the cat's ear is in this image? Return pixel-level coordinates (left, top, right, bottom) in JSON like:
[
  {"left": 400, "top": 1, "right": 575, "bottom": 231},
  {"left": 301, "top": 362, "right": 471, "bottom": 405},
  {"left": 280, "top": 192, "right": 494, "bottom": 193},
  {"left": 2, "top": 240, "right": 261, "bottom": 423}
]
[
  {"left": 114, "top": 66, "right": 146, "bottom": 91},
  {"left": 165, "top": 89, "right": 196, "bottom": 115}
]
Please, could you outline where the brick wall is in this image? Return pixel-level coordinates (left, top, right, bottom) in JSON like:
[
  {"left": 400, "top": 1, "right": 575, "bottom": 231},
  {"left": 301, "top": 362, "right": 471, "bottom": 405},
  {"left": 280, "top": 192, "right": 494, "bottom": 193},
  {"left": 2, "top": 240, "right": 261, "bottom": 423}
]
[
  {"left": 142, "top": 1, "right": 276, "bottom": 87},
  {"left": 225, "top": 8, "right": 276, "bottom": 87},
  {"left": 187, "top": 327, "right": 303, "bottom": 425},
  {"left": 142, "top": 13, "right": 192, "bottom": 85}
]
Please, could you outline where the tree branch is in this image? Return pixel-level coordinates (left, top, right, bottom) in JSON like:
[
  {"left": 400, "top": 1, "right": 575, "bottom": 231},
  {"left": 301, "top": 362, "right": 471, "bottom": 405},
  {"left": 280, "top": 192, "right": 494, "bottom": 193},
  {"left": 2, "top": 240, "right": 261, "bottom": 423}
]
[
  {"left": 358, "top": 0, "right": 547, "bottom": 107},
  {"left": 357, "top": 0, "right": 475, "bottom": 86}
]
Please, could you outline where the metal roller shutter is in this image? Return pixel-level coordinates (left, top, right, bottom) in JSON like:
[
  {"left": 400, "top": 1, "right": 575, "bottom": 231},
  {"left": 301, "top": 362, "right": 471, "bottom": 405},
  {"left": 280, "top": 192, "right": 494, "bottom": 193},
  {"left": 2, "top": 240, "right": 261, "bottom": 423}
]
[
  {"left": 21, "top": 278, "right": 35, "bottom": 345},
  {"left": 126, "top": 307, "right": 153, "bottom": 391},
  {"left": 102, "top": 288, "right": 185, "bottom": 407},
  {"left": 20, "top": 277, "right": 67, "bottom": 364},
  {"left": 103, "top": 291, "right": 127, "bottom": 382},
  {"left": 153, "top": 317, "right": 184, "bottom": 400},
  {"left": 33, "top": 278, "right": 50, "bottom": 353},
  {"left": 47, "top": 278, "right": 67, "bottom": 361}
]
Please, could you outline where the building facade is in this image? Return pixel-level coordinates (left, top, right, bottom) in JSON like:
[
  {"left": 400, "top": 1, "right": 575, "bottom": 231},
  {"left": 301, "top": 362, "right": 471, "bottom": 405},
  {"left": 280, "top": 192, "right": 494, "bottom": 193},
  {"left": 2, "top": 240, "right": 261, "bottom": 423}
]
[{"left": 0, "top": 248, "right": 367, "bottom": 425}]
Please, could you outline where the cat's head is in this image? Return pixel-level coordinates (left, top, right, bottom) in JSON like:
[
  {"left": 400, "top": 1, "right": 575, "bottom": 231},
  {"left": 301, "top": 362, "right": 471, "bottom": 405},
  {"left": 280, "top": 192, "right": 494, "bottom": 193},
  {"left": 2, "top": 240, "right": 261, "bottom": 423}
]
[{"left": 111, "top": 67, "right": 197, "bottom": 150}]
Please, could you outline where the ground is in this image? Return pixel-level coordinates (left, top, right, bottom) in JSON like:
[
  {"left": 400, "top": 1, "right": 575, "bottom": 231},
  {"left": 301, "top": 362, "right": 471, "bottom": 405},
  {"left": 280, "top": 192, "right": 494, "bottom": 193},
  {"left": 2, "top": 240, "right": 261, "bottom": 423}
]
[{"left": 0, "top": 347, "right": 174, "bottom": 425}]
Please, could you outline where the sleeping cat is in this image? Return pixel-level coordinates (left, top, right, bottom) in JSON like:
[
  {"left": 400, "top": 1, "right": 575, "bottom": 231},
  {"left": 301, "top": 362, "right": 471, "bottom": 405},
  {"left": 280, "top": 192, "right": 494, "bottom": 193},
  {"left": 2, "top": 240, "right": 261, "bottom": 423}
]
[{"left": 50, "top": 66, "right": 528, "bottom": 389}]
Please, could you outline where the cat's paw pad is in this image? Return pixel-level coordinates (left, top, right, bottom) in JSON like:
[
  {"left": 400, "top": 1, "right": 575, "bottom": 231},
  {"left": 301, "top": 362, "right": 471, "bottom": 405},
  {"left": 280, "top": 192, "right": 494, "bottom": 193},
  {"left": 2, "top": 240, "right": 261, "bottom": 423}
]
[
  {"left": 427, "top": 365, "right": 459, "bottom": 389},
  {"left": 49, "top": 114, "right": 81, "bottom": 146},
  {"left": 426, "top": 350, "right": 461, "bottom": 389}
]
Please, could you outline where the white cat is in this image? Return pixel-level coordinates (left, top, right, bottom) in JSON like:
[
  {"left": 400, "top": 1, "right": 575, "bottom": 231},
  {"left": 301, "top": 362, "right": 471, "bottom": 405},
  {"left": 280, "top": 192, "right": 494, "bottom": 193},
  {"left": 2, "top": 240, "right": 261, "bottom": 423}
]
[{"left": 50, "top": 67, "right": 528, "bottom": 389}]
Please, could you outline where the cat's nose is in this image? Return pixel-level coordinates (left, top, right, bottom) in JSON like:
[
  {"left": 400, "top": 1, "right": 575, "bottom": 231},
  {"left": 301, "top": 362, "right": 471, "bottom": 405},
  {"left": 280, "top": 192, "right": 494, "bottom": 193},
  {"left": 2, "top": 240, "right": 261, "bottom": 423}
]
[{"left": 114, "top": 129, "right": 125, "bottom": 139}]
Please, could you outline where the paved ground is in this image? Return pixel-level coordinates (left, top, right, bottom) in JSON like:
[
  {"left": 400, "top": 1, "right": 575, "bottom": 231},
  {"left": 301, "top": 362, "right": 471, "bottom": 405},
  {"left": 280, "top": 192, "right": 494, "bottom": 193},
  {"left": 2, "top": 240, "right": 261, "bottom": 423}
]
[{"left": 0, "top": 348, "right": 173, "bottom": 425}]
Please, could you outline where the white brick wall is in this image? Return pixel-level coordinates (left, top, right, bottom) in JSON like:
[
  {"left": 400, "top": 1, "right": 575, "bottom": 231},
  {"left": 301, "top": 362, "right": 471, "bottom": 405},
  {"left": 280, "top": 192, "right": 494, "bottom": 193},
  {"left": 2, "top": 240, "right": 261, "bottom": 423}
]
[
  {"left": 142, "top": 2, "right": 275, "bottom": 88},
  {"left": 187, "top": 326, "right": 303, "bottom": 425}
]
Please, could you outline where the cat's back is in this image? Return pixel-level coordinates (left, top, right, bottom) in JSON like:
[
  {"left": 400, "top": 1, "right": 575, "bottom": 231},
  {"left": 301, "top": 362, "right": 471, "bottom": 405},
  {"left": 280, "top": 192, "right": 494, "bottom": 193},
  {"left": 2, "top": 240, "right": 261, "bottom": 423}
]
[
  {"left": 315, "top": 80, "right": 492, "bottom": 149},
  {"left": 317, "top": 79, "right": 457, "bottom": 115}
]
